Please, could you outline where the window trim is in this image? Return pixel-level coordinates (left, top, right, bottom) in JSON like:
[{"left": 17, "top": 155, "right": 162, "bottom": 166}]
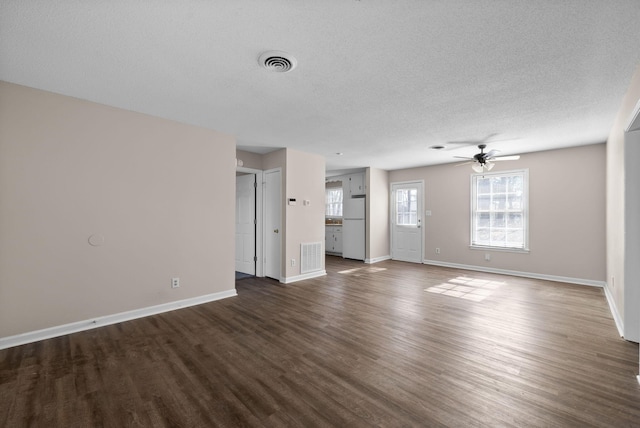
[{"left": 469, "top": 169, "right": 530, "bottom": 253}]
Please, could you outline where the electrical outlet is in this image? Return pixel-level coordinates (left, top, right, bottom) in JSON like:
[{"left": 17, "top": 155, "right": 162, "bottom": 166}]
[
  {"left": 171, "top": 277, "right": 180, "bottom": 288},
  {"left": 435, "top": 248, "right": 440, "bottom": 254},
  {"left": 291, "top": 259, "right": 296, "bottom": 267},
  {"left": 485, "top": 253, "right": 491, "bottom": 261}
]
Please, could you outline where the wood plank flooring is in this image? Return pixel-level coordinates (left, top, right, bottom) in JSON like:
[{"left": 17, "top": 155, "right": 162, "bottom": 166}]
[{"left": 1, "top": 256, "right": 639, "bottom": 427}]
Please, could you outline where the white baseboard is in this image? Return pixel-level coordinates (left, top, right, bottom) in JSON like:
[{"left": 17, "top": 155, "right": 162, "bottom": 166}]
[
  {"left": 423, "top": 259, "right": 606, "bottom": 287},
  {"left": 365, "top": 255, "right": 391, "bottom": 264},
  {"left": 602, "top": 283, "right": 624, "bottom": 337},
  {"left": 281, "top": 270, "right": 326, "bottom": 284},
  {"left": 0, "top": 289, "right": 237, "bottom": 350}
]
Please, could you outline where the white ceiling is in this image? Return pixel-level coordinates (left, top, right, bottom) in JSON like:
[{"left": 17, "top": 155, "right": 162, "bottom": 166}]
[{"left": 2, "top": 1, "right": 640, "bottom": 172}]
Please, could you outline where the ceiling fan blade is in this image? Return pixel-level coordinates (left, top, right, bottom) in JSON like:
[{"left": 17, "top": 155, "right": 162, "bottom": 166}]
[
  {"left": 484, "top": 149, "right": 500, "bottom": 159},
  {"left": 492, "top": 155, "right": 521, "bottom": 161},
  {"left": 453, "top": 156, "right": 474, "bottom": 160},
  {"left": 446, "top": 141, "right": 481, "bottom": 148}
]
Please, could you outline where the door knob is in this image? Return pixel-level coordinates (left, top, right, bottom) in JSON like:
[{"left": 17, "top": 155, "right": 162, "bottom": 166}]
[{"left": 274, "top": 229, "right": 279, "bottom": 233}]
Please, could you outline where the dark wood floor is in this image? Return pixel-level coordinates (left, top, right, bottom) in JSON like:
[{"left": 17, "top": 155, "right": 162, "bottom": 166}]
[{"left": 1, "top": 256, "right": 639, "bottom": 427}]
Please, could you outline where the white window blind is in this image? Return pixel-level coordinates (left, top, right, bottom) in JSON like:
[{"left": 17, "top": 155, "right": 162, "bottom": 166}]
[{"left": 325, "top": 188, "right": 343, "bottom": 217}]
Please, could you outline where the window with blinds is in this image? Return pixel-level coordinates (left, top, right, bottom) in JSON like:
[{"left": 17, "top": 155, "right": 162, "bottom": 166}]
[{"left": 325, "top": 188, "right": 343, "bottom": 217}]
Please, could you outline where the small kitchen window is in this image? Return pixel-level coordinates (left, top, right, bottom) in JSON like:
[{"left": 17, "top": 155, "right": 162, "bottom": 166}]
[{"left": 325, "top": 188, "right": 343, "bottom": 217}]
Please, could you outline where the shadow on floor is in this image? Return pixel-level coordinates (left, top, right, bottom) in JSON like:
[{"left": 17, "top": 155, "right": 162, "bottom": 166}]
[{"left": 235, "top": 271, "right": 253, "bottom": 280}]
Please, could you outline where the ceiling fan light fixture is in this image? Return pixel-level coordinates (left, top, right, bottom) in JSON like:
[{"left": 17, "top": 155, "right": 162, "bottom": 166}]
[{"left": 453, "top": 143, "right": 521, "bottom": 172}]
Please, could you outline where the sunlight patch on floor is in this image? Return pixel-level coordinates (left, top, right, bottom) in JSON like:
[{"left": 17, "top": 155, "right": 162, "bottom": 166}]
[
  {"left": 338, "top": 267, "right": 387, "bottom": 276},
  {"left": 425, "top": 276, "right": 504, "bottom": 302}
]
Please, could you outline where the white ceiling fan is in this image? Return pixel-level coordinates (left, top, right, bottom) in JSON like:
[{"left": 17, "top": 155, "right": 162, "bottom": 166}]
[{"left": 454, "top": 144, "right": 520, "bottom": 172}]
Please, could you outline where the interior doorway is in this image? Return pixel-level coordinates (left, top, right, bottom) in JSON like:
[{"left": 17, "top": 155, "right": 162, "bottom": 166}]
[
  {"left": 235, "top": 172, "right": 256, "bottom": 277},
  {"left": 235, "top": 167, "right": 263, "bottom": 279}
]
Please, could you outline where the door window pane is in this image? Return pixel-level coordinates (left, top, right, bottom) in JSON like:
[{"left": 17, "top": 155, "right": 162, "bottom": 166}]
[{"left": 396, "top": 188, "right": 418, "bottom": 226}]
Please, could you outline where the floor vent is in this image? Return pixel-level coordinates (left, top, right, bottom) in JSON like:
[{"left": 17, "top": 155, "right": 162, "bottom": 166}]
[{"left": 301, "top": 242, "right": 323, "bottom": 274}]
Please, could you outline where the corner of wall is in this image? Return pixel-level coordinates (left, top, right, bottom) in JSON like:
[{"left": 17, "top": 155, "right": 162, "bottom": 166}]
[{"left": 606, "top": 65, "right": 640, "bottom": 328}]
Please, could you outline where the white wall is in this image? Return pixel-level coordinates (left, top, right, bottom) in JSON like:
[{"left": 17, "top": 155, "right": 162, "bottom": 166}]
[
  {"left": 606, "top": 65, "right": 640, "bottom": 338},
  {"left": 0, "top": 81, "right": 236, "bottom": 339},
  {"left": 624, "top": 130, "right": 640, "bottom": 341}
]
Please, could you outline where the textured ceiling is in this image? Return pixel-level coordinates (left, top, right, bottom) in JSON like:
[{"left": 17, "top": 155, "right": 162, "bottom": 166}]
[{"left": 2, "top": 1, "right": 640, "bottom": 172}]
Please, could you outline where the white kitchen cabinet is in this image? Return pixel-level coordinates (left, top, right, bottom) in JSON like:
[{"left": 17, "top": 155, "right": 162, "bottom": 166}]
[
  {"left": 347, "top": 173, "right": 365, "bottom": 196},
  {"left": 325, "top": 226, "right": 343, "bottom": 254}
]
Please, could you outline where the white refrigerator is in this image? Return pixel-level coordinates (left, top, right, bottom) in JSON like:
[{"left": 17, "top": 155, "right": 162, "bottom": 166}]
[{"left": 342, "top": 196, "right": 365, "bottom": 260}]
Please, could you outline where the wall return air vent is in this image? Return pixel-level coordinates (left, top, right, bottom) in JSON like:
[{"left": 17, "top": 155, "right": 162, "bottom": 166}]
[{"left": 259, "top": 51, "right": 297, "bottom": 73}]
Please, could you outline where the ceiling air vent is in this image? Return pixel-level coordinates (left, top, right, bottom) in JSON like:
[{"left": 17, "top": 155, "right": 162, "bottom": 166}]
[{"left": 259, "top": 51, "right": 297, "bottom": 73}]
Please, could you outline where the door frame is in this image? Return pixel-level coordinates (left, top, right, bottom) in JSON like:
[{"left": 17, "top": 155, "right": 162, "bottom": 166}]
[
  {"left": 390, "top": 180, "right": 424, "bottom": 263},
  {"left": 263, "top": 167, "right": 282, "bottom": 281},
  {"left": 235, "top": 172, "right": 257, "bottom": 275},
  {"left": 236, "top": 166, "right": 263, "bottom": 278}
]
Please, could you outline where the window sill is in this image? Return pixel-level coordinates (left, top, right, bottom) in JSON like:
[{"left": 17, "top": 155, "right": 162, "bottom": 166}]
[{"left": 470, "top": 245, "right": 530, "bottom": 254}]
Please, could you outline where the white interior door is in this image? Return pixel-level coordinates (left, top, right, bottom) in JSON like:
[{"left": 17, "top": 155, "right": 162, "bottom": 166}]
[
  {"left": 235, "top": 173, "right": 256, "bottom": 275},
  {"left": 264, "top": 169, "right": 281, "bottom": 280},
  {"left": 391, "top": 181, "right": 423, "bottom": 263}
]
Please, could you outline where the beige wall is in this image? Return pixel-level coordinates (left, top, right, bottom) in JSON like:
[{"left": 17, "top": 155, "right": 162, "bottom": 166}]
[
  {"left": 262, "top": 148, "right": 286, "bottom": 172},
  {"left": 366, "top": 167, "right": 390, "bottom": 261},
  {"left": 236, "top": 149, "right": 263, "bottom": 170},
  {"left": 250, "top": 148, "right": 325, "bottom": 280},
  {"left": 285, "top": 149, "right": 326, "bottom": 278},
  {"left": 606, "top": 65, "right": 640, "bottom": 327},
  {"left": 389, "top": 144, "right": 606, "bottom": 282},
  {"left": 0, "top": 81, "right": 236, "bottom": 338}
]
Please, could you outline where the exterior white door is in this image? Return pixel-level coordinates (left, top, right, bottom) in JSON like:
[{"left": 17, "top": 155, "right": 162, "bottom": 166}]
[
  {"left": 264, "top": 169, "right": 281, "bottom": 280},
  {"left": 391, "top": 181, "right": 423, "bottom": 263},
  {"left": 235, "top": 173, "right": 256, "bottom": 275}
]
